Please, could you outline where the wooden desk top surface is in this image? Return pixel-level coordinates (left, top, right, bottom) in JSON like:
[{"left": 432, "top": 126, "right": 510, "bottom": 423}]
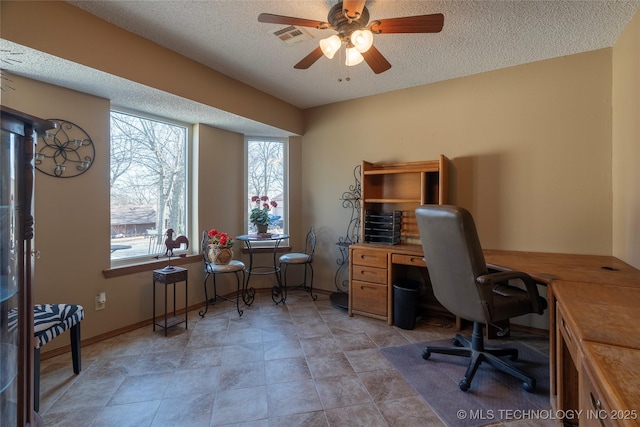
[
  {"left": 581, "top": 341, "right": 640, "bottom": 418},
  {"left": 554, "top": 280, "right": 640, "bottom": 349},
  {"left": 352, "top": 246, "right": 640, "bottom": 287},
  {"left": 483, "top": 249, "right": 640, "bottom": 287}
]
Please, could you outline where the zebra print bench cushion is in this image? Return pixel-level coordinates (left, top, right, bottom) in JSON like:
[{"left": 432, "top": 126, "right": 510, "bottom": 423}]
[
  {"left": 33, "top": 304, "right": 84, "bottom": 350},
  {"left": 7, "top": 304, "right": 84, "bottom": 349}
]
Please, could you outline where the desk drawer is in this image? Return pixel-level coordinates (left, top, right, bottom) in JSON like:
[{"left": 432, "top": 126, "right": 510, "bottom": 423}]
[
  {"left": 580, "top": 342, "right": 640, "bottom": 427},
  {"left": 557, "top": 303, "right": 579, "bottom": 364},
  {"left": 352, "top": 265, "right": 387, "bottom": 285},
  {"left": 352, "top": 249, "right": 387, "bottom": 268},
  {"left": 392, "top": 253, "right": 426, "bottom": 267},
  {"left": 351, "top": 280, "right": 388, "bottom": 317},
  {"left": 581, "top": 363, "right": 617, "bottom": 427}
]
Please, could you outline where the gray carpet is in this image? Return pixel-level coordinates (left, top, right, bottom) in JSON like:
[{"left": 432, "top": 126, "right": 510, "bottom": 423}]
[{"left": 380, "top": 338, "right": 550, "bottom": 427}]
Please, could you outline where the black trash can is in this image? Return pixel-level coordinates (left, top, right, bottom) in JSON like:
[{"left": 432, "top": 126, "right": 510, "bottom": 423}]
[{"left": 393, "top": 279, "right": 421, "bottom": 330}]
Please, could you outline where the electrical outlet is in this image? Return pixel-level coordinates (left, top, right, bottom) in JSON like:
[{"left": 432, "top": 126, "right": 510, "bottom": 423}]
[{"left": 95, "top": 295, "right": 105, "bottom": 310}]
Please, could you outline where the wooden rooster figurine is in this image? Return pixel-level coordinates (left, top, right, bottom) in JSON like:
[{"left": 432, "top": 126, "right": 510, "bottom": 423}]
[{"left": 164, "top": 228, "right": 189, "bottom": 256}]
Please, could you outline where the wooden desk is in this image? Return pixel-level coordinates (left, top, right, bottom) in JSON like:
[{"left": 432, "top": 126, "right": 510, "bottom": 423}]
[
  {"left": 347, "top": 245, "right": 531, "bottom": 335},
  {"left": 484, "top": 251, "right": 640, "bottom": 426},
  {"left": 484, "top": 249, "right": 640, "bottom": 286},
  {"left": 348, "top": 243, "right": 426, "bottom": 325},
  {"left": 553, "top": 281, "right": 640, "bottom": 349},
  {"left": 349, "top": 246, "right": 640, "bottom": 425},
  {"left": 553, "top": 280, "right": 640, "bottom": 425}
]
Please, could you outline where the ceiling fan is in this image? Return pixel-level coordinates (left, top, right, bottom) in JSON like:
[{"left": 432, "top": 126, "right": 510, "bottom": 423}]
[{"left": 258, "top": 0, "right": 444, "bottom": 74}]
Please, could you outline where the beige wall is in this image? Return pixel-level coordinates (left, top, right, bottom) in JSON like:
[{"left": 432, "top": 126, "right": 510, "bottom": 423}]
[
  {"left": 2, "top": 76, "right": 117, "bottom": 336},
  {"left": 303, "top": 49, "right": 615, "bottom": 293},
  {"left": 613, "top": 10, "right": 640, "bottom": 269},
  {"left": 195, "top": 124, "right": 245, "bottom": 242}
]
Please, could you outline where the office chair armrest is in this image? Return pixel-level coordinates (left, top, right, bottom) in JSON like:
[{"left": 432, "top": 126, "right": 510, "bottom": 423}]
[
  {"left": 477, "top": 270, "right": 532, "bottom": 286},
  {"left": 476, "top": 270, "right": 545, "bottom": 314}
]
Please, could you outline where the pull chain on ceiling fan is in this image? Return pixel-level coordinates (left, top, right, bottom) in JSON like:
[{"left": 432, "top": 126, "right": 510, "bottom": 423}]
[{"left": 258, "top": 0, "right": 444, "bottom": 74}]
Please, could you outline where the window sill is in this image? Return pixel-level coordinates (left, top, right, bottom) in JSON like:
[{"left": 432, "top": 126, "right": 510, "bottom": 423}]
[
  {"left": 103, "top": 254, "right": 200, "bottom": 278},
  {"left": 102, "top": 247, "right": 291, "bottom": 278}
]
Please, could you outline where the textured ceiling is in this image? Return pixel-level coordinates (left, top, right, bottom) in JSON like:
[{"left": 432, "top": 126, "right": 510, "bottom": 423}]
[{"left": 2, "top": 1, "right": 639, "bottom": 136}]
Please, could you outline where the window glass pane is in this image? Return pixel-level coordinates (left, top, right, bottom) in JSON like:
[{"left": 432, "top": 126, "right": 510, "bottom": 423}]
[
  {"left": 110, "top": 110, "right": 188, "bottom": 261},
  {"left": 247, "top": 139, "right": 285, "bottom": 234}
]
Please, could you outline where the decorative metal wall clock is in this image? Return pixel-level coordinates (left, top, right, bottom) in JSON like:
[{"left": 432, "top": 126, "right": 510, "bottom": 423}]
[{"left": 35, "top": 119, "right": 95, "bottom": 178}]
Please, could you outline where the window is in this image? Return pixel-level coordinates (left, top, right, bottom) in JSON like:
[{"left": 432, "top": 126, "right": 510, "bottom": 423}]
[
  {"left": 246, "top": 138, "right": 287, "bottom": 235},
  {"left": 110, "top": 110, "right": 189, "bottom": 262}
]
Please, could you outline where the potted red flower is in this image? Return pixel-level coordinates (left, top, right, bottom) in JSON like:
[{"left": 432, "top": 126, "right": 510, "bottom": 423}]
[{"left": 207, "top": 229, "right": 235, "bottom": 264}]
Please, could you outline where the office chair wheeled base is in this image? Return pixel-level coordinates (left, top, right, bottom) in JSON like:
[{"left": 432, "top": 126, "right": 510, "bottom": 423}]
[{"left": 422, "top": 322, "right": 536, "bottom": 393}]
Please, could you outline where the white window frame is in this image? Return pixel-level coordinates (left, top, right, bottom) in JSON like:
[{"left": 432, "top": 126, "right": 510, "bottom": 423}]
[
  {"left": 109, "top": 108, "right": 192, "bottom": 266},
  {"left": 244, "top": 137, "right": 289, "bottom": 247}
]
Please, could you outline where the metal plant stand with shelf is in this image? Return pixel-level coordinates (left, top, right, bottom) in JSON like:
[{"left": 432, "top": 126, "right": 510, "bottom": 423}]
[
  {"left": 152, "top": 267, "right": 188, "bottom": 336},
  {"left": 331, "top": 165, "right": 361, "bottom": 310}
]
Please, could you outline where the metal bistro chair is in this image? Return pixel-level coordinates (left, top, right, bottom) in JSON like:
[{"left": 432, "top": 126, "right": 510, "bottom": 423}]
[
  {"left": 199, "top": 231, "right": 246, "bottom": 317},
  {"left": 278, "top": 226, "right": 317, "bottom": 302}
]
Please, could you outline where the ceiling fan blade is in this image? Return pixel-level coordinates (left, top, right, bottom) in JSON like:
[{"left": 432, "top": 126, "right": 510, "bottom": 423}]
[
  {"left": 294, "top": 46, "right": 324, "bottom": 70},
  {"left": 371, "top": 13, "right": 444, "bottom": 34},
  {"left": 342, "top": 0, "right": 366, "bottom": 20},
  {"left": 361, "top": 45, "right": 391, "bottom": 74},
  {"left": 258, "top": 13, "right": 328, "bottom": 29}
]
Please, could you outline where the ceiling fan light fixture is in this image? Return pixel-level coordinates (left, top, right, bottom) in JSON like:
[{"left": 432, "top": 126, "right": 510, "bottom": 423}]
[
  {"left": 345, "top": 46, "right": 364, "bottom": 66},
  {"left": 351, "top": 29, "right": 373, "bottom": 53},
  {"left": 319, "top": 35, "right": 341, "bottom": 59}
]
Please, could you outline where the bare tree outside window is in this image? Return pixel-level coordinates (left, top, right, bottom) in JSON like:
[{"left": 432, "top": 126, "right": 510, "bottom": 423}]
[
  {"left": 247, "top": 139, "right": 285, "bottom": 234},
  {"left": 110, "top": 110, "right": 188, "bottom": 261}
]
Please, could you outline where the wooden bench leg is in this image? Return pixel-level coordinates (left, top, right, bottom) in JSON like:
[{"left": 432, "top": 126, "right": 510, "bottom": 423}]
[
  {"left": 70, "top": 323, "right": 81, "bottom": 374},
  {"left": 33, "top": 323, "right": 82, "bottom": 413}
]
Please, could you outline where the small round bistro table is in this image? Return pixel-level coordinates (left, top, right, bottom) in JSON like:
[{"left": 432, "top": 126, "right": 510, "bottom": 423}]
[{"left": 235, "top": 233, "right": 290, "bottom": 304}]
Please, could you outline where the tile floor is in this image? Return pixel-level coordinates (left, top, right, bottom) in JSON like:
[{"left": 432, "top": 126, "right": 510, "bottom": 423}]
[{"left": 38, "top": 291, "right": 554, "bottom": 427}]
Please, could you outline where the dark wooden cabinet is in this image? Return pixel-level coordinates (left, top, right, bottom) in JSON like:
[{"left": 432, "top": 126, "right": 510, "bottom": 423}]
[{"left": 1, "top": 107, "right": 51, "bottom": 426}]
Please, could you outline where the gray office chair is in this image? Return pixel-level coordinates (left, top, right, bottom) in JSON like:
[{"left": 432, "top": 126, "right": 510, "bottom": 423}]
[
  {"left": 415, "top": 205, "right": 547, "bottom": 392},
  {"left": 279, "top": 226, "right": 317, "bottom": 302}
]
